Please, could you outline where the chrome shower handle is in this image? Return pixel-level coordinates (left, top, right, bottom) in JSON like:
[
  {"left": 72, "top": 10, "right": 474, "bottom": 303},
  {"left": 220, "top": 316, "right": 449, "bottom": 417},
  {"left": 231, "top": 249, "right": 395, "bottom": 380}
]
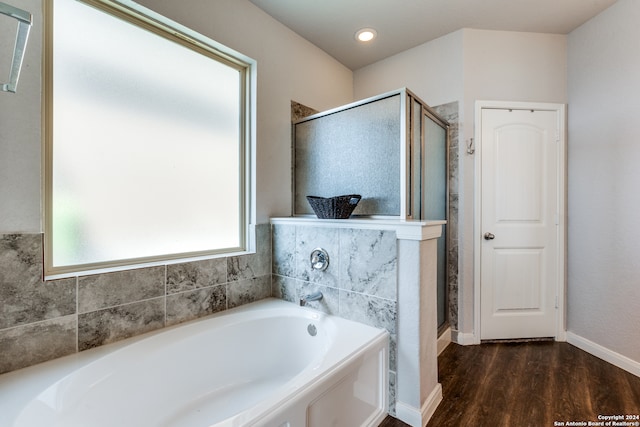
[{"left": 310, "top": 248, "right": 329, "bottom": 271}]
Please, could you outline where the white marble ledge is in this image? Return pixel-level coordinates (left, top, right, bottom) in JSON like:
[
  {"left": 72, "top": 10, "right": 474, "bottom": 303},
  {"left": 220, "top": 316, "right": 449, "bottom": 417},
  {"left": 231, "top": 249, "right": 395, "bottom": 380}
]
[{"left": 270, "top": 217, "right": 445, "bottom": 241}]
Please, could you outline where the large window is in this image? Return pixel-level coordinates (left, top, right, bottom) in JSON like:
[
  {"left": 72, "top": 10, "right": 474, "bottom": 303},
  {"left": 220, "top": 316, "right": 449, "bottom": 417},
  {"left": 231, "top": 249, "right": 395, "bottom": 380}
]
[{"left": 44, "top": 0, "right": 256, "bottom": 278}]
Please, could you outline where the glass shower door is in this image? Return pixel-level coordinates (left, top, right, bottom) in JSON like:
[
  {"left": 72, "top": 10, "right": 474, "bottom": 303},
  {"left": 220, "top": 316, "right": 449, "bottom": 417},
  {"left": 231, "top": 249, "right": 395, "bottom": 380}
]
[{"left": 423, "top": 113, "right": 449, "bottom": 330}]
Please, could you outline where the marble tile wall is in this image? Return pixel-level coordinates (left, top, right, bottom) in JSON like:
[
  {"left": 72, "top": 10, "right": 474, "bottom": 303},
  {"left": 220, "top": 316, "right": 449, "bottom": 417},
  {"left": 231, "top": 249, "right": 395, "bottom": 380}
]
[
  {"left": 291, "top": 100, "right": 319, "bottom": 122},
  {"left": 272, "top": 223, "right": 399, "bottom": 412},
  {"left": 0, "top": 224, "right": 272, "bottom": 374},
  {"left": 432, "top": 101, "right": 460, "bottom": 331}
]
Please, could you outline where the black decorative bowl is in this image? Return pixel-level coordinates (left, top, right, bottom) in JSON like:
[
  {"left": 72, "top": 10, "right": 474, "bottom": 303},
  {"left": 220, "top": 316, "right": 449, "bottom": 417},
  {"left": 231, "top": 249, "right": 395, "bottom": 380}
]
[{"left": 306, "top": 194, "right": 361, "bottom": 219}]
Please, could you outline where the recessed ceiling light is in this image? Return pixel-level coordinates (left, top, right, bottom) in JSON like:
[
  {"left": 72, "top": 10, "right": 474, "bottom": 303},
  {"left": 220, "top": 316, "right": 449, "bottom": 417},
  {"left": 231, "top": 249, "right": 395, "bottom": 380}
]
[{"left": 355, "top": 28, "right": 377, "bottom": 42}]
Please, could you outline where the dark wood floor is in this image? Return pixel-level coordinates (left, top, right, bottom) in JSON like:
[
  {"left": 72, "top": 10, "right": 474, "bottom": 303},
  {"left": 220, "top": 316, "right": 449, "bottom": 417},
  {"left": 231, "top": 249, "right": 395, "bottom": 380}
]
[{"left": 380, "top": 341, "right": 640, "bottom": 427}]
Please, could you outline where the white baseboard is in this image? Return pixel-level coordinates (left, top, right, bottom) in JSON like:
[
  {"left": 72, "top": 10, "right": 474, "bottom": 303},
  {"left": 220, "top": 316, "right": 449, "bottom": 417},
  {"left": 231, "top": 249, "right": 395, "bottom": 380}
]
[
  {"left": 395, "top": 384, "right": 443, "bottom": 427},
  {"left": 437, "top": 327, "right": 452, "bottom": 356},
  {"left": 395, "top": 401, "right": 421, "bottom": 427},
  {"left": 421, "top": 383, "right": 443, "bottom": 425},
  {"left": 567, "top": 332, "right": 640, "bottom": 378},
  {"left": 452, "top": 330, "right": 477, "bottom": 346}
]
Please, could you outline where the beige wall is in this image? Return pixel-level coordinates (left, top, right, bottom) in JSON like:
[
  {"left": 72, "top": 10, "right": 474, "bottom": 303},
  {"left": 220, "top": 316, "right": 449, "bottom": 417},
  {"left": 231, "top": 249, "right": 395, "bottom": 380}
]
[
  {"left": 0, "top": 0, "right": 42, "bottom": 232},
  {"left": 353, "top": 28, "right": 568, "bottom": 336},
  {"left": 567, "top": 0, "right": 640, "bottom": 364},
  {"left": 354, "top": 30, "right": 465, "bottom": 108}
]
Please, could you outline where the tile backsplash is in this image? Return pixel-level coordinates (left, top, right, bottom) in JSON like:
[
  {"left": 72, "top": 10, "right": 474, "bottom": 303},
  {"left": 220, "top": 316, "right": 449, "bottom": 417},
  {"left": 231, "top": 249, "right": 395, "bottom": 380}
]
[
  {"left": 432, "top": 100, "right": 459, "bottom": 331},
  {"left": 272, "top": 224, "right": 397, "bottom": 328},
  {"left": 0, "top": 224, "right": 271, "bottom": 374}
]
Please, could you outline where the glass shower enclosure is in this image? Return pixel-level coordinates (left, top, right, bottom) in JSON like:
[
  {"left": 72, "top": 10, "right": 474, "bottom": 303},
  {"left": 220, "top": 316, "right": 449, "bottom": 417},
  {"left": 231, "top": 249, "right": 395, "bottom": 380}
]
[{"left": 292, "top": 88, "right": 450, "bottom": 330}]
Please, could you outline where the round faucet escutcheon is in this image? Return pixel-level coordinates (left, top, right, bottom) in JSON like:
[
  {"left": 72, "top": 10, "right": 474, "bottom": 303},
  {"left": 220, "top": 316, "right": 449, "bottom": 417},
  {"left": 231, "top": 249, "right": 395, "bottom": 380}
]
[{"left": 310, "top": 248, "right": 329, "bottom": 271}]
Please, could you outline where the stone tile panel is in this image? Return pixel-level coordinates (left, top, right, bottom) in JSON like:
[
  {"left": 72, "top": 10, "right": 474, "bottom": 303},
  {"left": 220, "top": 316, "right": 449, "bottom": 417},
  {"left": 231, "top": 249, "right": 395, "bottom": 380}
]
[
  {"left": 166, "top": 258, "right": 226, "bottom": 294},
  {"left": 166, "top": 285, "right": 226, "bottom": 326},
  {"left": 0, "top": 315, "right": 76, "bottom": 374},
  {"left": 0, "top": 234, "right": 76, "bottom": 329},
  {"left": 78, "top": 298, "right": 165, "bottom": 351},
  {"left": 78, "top": 267, "right": 165, "bottom": 313}
]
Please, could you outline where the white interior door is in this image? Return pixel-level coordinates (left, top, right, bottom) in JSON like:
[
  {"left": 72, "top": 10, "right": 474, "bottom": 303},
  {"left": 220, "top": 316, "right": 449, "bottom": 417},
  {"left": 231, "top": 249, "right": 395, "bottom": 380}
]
[{"left": 479, "top": 106, "right": 561, "bottom": 340}]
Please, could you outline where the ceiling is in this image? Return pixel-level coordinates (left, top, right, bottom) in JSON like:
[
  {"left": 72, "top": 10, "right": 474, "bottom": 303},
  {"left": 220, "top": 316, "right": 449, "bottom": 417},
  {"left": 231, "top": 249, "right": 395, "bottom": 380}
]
[{"left": 249, "top": 0, "right": 617, "bottom": 70}]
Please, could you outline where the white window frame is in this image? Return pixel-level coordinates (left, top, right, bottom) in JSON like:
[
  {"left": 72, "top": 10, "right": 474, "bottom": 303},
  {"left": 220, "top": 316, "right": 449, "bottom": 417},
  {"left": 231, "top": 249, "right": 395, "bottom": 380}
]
[{"left": 43, "top": 0, "right": 257, "bottom": 279}]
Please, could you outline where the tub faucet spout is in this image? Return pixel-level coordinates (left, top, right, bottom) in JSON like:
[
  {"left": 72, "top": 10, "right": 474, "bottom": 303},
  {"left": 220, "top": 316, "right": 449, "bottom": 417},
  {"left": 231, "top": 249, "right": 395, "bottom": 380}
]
[{"left": 300, "top": 291, "right": 323, "bottom": 307}]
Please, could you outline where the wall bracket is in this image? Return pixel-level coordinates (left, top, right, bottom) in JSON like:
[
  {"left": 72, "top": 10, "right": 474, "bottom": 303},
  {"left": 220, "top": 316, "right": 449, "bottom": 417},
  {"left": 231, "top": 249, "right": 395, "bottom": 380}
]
[{"left": 0, "top": 2, "right": 32, "bottom": 93}]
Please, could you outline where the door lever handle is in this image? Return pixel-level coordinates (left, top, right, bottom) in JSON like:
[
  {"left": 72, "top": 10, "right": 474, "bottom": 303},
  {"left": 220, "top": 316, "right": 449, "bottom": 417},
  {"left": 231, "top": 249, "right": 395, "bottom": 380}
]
[{"left": 484, "top": 232, "right": 495, "bottom": 240}]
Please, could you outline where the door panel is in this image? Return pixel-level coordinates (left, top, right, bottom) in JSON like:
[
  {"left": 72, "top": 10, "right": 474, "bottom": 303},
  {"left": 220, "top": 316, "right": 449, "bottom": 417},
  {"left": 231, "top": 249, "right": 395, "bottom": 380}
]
[
  {"left": 495, "top": 125, "right": 545, "bottom": 222},
  {"left": 480, "top": 108, "right": 558, "bottom": 340},
  {"left": 493, "top": 248, "right": 542, "bottom": 311}
]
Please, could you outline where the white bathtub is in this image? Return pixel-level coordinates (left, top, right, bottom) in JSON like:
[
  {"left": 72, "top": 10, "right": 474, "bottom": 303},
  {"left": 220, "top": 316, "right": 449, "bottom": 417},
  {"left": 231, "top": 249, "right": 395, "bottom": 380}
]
[{"left": 0, "top": 298, "right": 389, "bottom": 427}]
